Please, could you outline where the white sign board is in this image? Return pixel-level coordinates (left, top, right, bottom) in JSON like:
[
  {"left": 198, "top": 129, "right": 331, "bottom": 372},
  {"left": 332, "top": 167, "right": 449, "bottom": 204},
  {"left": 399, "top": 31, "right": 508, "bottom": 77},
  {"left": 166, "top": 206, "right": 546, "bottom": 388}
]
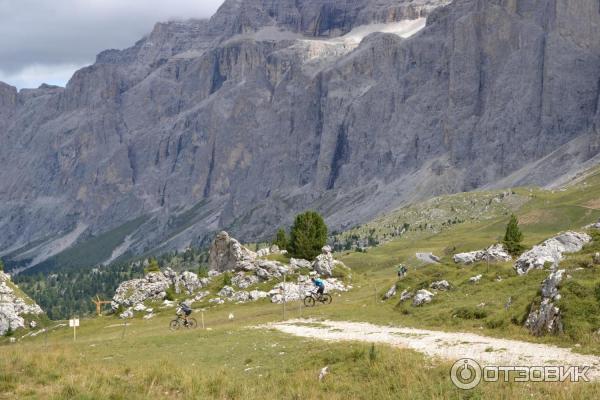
[{"left": 69, "top": 319, "right": 80, "bottom": 327}]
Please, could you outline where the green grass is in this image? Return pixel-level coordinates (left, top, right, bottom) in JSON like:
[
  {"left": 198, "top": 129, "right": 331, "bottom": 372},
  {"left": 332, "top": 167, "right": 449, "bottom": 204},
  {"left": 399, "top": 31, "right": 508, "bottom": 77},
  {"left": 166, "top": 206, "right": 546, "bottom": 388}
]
[{"left": 5, "top": 169, "right": 600, "bottom": 398}]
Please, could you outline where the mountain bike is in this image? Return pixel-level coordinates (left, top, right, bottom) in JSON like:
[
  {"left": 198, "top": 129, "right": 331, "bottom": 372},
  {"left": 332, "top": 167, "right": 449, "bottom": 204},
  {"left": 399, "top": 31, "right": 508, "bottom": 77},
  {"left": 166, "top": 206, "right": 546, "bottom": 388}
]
[
  {"left": 169, "top": 308, "right": 198, "bottom": 330},
  {"left": 303, "top": 290, "right": 332, "bottom": 307}
]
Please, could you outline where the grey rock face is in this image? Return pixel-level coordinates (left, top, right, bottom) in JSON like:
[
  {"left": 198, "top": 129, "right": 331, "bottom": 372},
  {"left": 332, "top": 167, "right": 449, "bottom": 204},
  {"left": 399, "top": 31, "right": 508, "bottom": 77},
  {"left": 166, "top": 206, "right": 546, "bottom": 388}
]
[
  {"left": 430, "top": 280, "right": 450, "bottom": 291},
  {"left": 383, "top": 284, "right": 397, "bottom": 300},
  {"left": 208, "top": 232, "right": 258, "bottom": 272},
  {"left": 2, "top": 0, "right": 600, "bottom": 272},
  {"left": 525, "top": 269, "right": 565, "bottom": 336}
]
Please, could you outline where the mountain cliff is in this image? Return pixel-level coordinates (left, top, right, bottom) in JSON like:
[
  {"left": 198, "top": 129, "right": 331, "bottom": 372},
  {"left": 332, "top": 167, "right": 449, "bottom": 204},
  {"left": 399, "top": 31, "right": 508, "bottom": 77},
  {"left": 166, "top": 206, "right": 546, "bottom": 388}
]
[{"left": 1, "top": 0, "right": 599, "bottom": 273}]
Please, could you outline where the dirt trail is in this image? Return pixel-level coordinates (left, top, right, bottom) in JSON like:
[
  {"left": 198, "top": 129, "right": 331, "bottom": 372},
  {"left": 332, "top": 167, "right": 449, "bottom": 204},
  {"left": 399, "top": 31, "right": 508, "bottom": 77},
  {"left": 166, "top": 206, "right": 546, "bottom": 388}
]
[{"left": 263, "top": 319, "right": 600, "bottom": 379}]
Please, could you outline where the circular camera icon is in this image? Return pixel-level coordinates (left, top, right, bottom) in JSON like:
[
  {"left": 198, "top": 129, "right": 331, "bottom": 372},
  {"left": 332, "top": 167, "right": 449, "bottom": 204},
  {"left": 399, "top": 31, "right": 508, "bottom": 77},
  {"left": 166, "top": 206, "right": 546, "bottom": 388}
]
[{"left": 450, "top": 358, "right": 482, "bottom": 390}]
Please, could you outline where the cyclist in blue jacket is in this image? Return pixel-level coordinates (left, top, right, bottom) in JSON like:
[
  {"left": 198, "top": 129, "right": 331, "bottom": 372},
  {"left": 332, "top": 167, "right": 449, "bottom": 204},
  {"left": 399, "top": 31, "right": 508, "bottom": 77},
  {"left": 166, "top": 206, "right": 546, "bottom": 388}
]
[{"left": 311, "top": 276, "right": 326, "bottom": 300}]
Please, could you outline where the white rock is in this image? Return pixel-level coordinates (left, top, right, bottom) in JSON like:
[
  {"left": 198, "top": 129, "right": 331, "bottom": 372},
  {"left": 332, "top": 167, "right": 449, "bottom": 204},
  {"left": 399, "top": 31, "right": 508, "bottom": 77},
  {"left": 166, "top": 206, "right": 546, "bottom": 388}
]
[
  {"left": 256, "top": 248, "right": 270, "bottom": 257},
  {"left": 453, "top": 244, "right": 512, "bottom": 265},
  {"left": 383, "top": 284, "right": 397, "bottom": 300},
  {"left": 249, "top": 290, "right": 268, "bottom": 301},
  {"left": 232, "top": 272, "right": 259, "bottom": 289},
  {"left": 430, "top": 280, "right": 451, "bottom": 291},
  {"left": 290, "top": 258, "right": 312, "bottom": 269},
  {"left": 515, "top": 232, "right": 591, "bottom": 275},
  {"left": 0, "top": 273, "right": 44, "bottom": 335},
  {"left": 119, "top": 309, "right": 134, "bottom": 319},
  {"left": 208, "top": 298, "right": 225, "bottom": 305},
  {"left": 218, "top": 286, "right": 235, "bottom": 298},
  {"left": 469, "top": 275, "right": 483, "bottom": 284},
  {"left": 133, "top": 303, "right": 147, "bottom": 312},
  {"left": 400, "top": 290, "right": 413, "bottom": 302},
  {"left": 143, "top": 313, "right": 155, "bottom": 320},
  {"left": 312, "top": 246, "right": 335, "bottom": 277},
  {"left": 412, "top": 290, "right": 434, "bottom": 306}
]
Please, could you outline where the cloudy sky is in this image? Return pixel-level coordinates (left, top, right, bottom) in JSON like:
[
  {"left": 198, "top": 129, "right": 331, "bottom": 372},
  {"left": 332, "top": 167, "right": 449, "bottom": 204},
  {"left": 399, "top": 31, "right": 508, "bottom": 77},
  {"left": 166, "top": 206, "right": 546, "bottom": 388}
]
[{"left": 0, "top": 0, "right": 225, "bottom": 89}]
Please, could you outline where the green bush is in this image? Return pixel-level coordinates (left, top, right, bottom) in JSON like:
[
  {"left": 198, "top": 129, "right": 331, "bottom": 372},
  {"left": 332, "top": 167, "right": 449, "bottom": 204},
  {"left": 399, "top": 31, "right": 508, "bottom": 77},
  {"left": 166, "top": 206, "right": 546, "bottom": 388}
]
[
  {"left": 453, "top": 307, "right": 488, "bottom": 320},
  {"left": 197, "top": 265, "right": 209, "bottom": 278},
  {"left": 273, "top": 228, "right": 289, "bottom": 250},
  {"left": 222, "top": 272, "right": 232, "bottom": 287},
  {"left": 144, "top": 258, "right": 160, "bottom": 274},
  {"left": 503, "top": 214, "right": 525, "bottom": 256},
  {"left": 288, "top": 211, "right": 328, "bottom": 260},
  {"left": 485, "top": 318, "right": 507, "bottom": 329},
  {"left": 165, "top": 287, "right": 176, "bottom": 301}
]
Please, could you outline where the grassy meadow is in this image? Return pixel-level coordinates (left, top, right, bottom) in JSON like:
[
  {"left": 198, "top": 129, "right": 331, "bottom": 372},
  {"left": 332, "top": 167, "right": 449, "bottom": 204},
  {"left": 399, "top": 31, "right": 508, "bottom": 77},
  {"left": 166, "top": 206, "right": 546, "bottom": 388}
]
[{"left": 3, "top": 171, "right": 600, "bottom": 398}]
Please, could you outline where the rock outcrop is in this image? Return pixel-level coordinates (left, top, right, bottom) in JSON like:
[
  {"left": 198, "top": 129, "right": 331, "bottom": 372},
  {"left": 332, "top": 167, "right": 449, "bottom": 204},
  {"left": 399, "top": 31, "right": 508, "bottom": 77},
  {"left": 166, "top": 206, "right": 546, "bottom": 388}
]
[
  {"left": 4, "top": 0, "right": 599, "bottom": 273},
  {"left": 454, "top": 244, "right": 512, "bottom": 265},
  {"left": 208, "top": 232, "right": 258, "bottom": 272},
  {"left": 525, "top": 270, "right": 565, "bottom": 336},
  {"left": 0, "top": 272, "right": 44, "bottom": 335},
  {"left": 515, "top": 232, "right": 591, "bottom": 275},
  {"left": 111, "top": 268, "right": 209, "bottom": 310}
]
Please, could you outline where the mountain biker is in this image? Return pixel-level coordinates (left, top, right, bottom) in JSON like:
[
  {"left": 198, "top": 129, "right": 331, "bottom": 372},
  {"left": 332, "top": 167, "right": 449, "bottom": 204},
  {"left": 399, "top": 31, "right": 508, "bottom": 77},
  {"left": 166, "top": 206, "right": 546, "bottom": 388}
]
[
  {"left": 179, "top": 302, "right": 192, "bottom": 325},
  {"left": 311, "top": 275, "right": 325, "bottom": 300},
  {"left": 397, "top": 265, "right": 408, "bottom": 279}
]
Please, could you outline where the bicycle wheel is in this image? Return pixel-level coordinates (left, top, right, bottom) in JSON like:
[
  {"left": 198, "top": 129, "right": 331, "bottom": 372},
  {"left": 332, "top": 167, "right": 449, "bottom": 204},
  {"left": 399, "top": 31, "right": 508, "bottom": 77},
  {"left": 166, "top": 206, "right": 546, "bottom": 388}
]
[
  {"left": 304, "top": 296, "right": 316, "bottom": 307},
  {"left": 187, "top": 318, "right": 198, "bottom": 329},
  {"left": 321, "top": 294, "right": 332, "bottom": 305},
  {"left": 169, "top": 319, "right": 180, "bottom": 331}
]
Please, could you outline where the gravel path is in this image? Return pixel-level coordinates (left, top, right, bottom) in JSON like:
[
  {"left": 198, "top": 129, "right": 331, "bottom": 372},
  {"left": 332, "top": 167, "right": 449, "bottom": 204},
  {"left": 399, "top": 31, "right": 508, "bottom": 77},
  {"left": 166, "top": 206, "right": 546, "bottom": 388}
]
[{"left": 263, "top": 319, "right": 600, "bottom": 379}]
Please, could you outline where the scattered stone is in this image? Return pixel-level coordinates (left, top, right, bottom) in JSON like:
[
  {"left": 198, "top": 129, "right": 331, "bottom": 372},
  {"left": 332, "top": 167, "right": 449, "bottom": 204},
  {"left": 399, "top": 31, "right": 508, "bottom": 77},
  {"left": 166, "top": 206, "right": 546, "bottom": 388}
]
[
  {"left": 515, "top": 232, "right": 591, "bottom": 275},
  {"left": 412, "top": 290, "right": 434, "bottom": 306},
  {"left": 249, "top": 290, "right": 269, "bottom": 301},
  {"left": 232, "top": 291, "right": 251, "bottom": 303},
  {"left": 232, "top": 272, "right": 259, "bottom": 289},
  {"left": 416, "top": 253, "right": 441, "bottom": 264},
  {"left": 133, "top": 303, "right": 147, "bottom": 312},
  {"left": 290, "top": 258, "right": 312, "bottom": 269},
  {"left": 430, "top": 280, "right": 451, "bottom": 291},
  {"left": 256, "top": 248, "right": 270, "bottom": 257},
  {"left": 194, "top": 291, "right": 210, "bottom": 302},
  {"left": 383, "top": 284, "right": 397, "bottom": 300},
  {"left": 318, "top": 366, "right": 329, "bottom": 382},
  {"left": 477, "top": 303, "right": 486, "bottom": 308},
  {"left": 162, "top": 300, "right": 176, "bottom": 308},
  {"left": 218, "top": 286, "right": 235, "bottom": 298},
  {"left": 400, "top": 290, "right": 413, "bottom": 302},
  {"left": 453, "top": 244, "right": 512, "bottom": 265},
  {"left": 469, "top": 275, "right": 483, "bottom": 284},
  {"left": 143, "top": 313, "right": 155, "bottom": 320},
  {"left": 209, "top": 298, "right": 225, "bottom": 305},
  {"left": 119, "top": 309, "right": 134, "bottom": 319},
  {"left": 29, "top": 320, "right": 37, "bottom": 329}
]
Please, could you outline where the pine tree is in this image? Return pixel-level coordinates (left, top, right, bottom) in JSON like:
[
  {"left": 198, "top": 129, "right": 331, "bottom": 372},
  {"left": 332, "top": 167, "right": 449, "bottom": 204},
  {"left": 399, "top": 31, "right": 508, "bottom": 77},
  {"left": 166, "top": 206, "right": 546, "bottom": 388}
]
[
  {"left": 0, "top": 259, "right": 4, "bottom": 272},
  {"left": 289, "top": 211, "right": 328, "bottom": 260},
  {"left": 503, "top": 214, "right": 524, "bottom": 256},
  {"left": 273, "top": 228, "right": 288, "bottom": 250}
]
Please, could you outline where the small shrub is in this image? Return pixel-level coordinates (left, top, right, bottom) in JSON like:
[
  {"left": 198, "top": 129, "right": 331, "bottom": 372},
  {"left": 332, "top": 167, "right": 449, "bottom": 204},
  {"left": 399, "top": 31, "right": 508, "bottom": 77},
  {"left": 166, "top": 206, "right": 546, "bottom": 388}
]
[
  {"left": 595, "top": 283, "right": 600, "bottom": 303},
  {"left": 197, "top": 265, "right": 209, "bottom": 278},
  {"left": 144, "top": 258, "right": 160, "bottom": 274},
  {"left": 369, "top": 344, "right": 378, "bottom": 363},
  {"left": 165, "top": 287, "right": 176, "bottom": 301},
  {"left": 503, "top": 214, "right": 525, "bottom": 256},
  {"left": 4, "top": 326, "right": 13, "bottom": 337},
  {"left": 453, "top": 307, "right": 488, "bottom": 320},
  {"left": 485, "top": 318, "right": 507, "bottom": 329},
  {"left": 222, "top": 272, "right": 232, "bottom": 287}
]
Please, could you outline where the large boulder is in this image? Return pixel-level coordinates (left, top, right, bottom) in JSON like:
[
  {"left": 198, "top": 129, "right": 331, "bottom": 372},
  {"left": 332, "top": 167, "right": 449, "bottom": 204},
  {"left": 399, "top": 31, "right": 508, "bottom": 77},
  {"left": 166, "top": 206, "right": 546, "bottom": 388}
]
[
  {"left": 453, "top": 244, "right": 512, "bottom": 265},
  {"left": 412, "top": 290, "right": 434, "bottom": 306},
  {"left": 383, "top": 284, "right": 397, "bottom": 300},
  {"left": 430, "top": 280, "right": 451, "bottom": 291},
  {"left": 312, "top": 246, "right": 335, "bottom": 277},
  {"left": 208, "top": 231, "right": 257, "bottom": 272},
  {"left": 515, "top": 232, "right": 591, "bottom": 275}
]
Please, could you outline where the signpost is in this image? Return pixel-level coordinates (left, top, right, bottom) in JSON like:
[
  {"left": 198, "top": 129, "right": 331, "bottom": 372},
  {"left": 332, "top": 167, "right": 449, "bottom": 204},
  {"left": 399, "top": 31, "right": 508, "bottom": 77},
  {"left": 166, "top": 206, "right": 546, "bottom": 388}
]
[{"left": 69, "top": 318, "right": 80, "bottom": 342}]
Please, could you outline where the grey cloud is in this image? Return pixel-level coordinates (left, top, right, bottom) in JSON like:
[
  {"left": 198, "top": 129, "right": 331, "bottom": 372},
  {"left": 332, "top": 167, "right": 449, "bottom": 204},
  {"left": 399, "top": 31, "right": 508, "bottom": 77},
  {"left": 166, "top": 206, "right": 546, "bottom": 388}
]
[{"left": 0, "top": 0, "right": 224, "bottom": 88}]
